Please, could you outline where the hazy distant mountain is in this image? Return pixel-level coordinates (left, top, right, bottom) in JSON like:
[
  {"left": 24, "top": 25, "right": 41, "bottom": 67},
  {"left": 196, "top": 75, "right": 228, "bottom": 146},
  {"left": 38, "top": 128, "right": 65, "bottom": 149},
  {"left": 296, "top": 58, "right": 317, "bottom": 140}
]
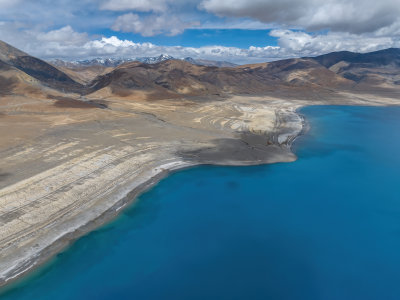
[
  {"left": 138, "top": 54, "right": 174, "bottom": 64},
  {"left": 310, "top": 48, "right": 400, "bottom": 85},
  {"left": 51, "top": 58, "right": 135, "bottom": 68},
  {"left": 51, "top": 54, "right": 237, "bottom": 68},
  {"left": 312, "top": 48, "right": 400, "bottom": 68},
  {"left": 51, "top": 54, "right": 174, "bottom": 68},
  {"left": 183, "top": 57, "right": 237, "bottom": 67}
]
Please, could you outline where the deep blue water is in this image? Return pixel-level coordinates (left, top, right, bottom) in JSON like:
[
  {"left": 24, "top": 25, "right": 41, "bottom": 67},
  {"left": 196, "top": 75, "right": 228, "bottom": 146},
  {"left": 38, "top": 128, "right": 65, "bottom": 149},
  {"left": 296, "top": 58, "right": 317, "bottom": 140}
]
[{"left": 1, "top": 106, "right": 400, "bottom": 300}]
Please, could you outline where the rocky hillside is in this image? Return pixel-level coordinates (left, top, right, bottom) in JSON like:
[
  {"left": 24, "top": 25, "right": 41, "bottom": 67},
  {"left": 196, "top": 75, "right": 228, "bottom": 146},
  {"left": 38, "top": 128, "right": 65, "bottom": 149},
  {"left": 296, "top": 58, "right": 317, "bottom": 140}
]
[
  {"left": 0, "top": 40, "right": 399, "bottom": 101},
  {"left": 0, "top": 40, "right": 82, "bottom": 92}
]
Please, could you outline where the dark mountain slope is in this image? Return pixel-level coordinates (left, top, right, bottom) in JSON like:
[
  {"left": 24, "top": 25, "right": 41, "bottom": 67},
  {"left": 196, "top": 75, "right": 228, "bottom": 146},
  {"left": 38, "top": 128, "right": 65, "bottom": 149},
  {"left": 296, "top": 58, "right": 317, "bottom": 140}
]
[
  {"left": 0, "top": 39, "right": 398, "bottom": 100},
  {"left": 88, "top": 56, "right": 356, "bottom": 100},
  {"left": 0, "top": 40, "right": 83, "bottom": 92},
  {"left": 313, "top": 48, "right": 400, "bottom": 68},
  {"left": 311, "top": 48, "right": 400, "bottom": 86}
]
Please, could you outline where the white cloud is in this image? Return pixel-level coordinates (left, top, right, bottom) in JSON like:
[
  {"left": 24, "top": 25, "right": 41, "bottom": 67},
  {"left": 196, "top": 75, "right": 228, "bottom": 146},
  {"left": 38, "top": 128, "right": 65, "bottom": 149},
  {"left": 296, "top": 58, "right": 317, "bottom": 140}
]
[
  {"left": 100, "top": 0, "right": 202, "bottom": 12},
  {"left": 267, "top": 30, "right": 399, "bottom": 56},
  {"left": 1, "top": 0, "right": 400, "bottom": 44},
  {"left": 77, "top": 31, "right": 400, "bottom": 64},
  {"left": 89, "top": 36, "right": 138, "bottom": 48},
  {"left": 100, "top": 0, "right": 169, "bottom": 12},
  {"left": 111, "top": 13, "right": 199, "bottom": 36},
  {"left": 37, "top": 26, "right": 89, "bottom": 46},
  {"left": 199, "top": 19, "right": 270, "bottom": 30},
  {"left": 200, "top": 0, "right": 400, "bottom": 35},
  {"left": 0, "top": 0, "right": 21, "bottom": 8},
  {"left": 374, "top": 20, "right": 400, "bottom": 37},
  {"left": 0, "top": 22, "right": 399, "bottom": 64},
  {"left": 103, "top": 0, "right": 202, "bottom": 36},
  {"left": 2, "top": 0, "right": 400, "bottom": 43}
]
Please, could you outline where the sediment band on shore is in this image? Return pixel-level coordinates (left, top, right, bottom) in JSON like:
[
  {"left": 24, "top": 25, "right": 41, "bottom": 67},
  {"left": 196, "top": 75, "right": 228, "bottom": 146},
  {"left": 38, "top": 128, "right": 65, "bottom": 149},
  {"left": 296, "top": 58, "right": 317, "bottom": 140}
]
[
  {"left": 0, "top": 96, "right": 305, "bottom": 286},
  {"left": 1, "top": 88, "right": 399, "bottom": 286}
]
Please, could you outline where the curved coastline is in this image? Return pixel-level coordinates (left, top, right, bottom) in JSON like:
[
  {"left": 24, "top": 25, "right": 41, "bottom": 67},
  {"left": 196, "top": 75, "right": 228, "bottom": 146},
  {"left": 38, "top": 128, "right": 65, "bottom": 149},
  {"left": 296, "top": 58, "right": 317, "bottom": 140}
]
[
  {"left": 0, "top": 104, "right": 306, "bottom": 288},
  {"left": 3, "top": 105, "right": 400, "bottom": 299},
  {"left": 1, "top": 98, "right": 400, "bottom": 289},
  {"left": 2, "top": 97, "right": 398, "bottom": 288}
]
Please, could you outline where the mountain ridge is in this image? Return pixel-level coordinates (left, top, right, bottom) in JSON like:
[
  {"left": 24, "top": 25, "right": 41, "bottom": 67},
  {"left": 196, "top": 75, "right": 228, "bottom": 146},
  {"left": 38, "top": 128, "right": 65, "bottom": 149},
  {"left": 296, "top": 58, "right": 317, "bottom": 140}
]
[
  {"left": 50, "top": 54, "right": 237, "bottom": 68},
  {"left": 85, "top": 48, "right": 400, "bottom": 100},
  {"left": 0, "top": 40, "right": 83, "bottom": 92},
  {"left": 0, "top": 39, "right": 399, "bottom": 100}
]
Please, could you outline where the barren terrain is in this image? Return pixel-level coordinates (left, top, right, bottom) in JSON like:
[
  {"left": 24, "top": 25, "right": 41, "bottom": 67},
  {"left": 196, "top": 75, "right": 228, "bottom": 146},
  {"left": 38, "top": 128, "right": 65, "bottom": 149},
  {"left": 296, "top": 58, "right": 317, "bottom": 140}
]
[{"left": 0, "top": 40, "right": 399, "bottom": 285}]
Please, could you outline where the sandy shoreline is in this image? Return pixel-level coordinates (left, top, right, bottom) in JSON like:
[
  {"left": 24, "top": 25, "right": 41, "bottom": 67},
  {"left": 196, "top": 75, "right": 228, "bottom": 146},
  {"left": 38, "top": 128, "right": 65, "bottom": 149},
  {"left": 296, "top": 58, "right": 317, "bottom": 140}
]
[
  {"left": 0, "top": 161, "right": 193, "bottom": 288},
  {"left": 0, "top": 96, "right": 305, "bottom": 287},
  {"left": 0, "top": 142, "right": 299, "bottom": 288},
  {"left": 1, "top": 91, "right": 398, "bottom": 288},
  {"left": 0, "top": 131, "right": 302, "bottom": 287}
]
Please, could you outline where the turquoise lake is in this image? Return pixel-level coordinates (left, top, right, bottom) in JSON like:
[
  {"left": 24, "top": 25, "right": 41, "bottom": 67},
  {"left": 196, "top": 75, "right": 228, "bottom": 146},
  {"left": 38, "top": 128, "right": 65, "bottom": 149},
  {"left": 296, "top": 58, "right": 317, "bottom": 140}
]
[{"left": 1, "top": 105, "right": 400, "bottom": 299}]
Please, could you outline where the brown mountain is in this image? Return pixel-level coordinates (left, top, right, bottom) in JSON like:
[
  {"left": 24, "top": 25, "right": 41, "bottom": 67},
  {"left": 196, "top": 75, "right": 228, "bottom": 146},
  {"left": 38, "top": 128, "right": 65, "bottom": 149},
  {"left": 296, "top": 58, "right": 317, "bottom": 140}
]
[
  {"left": 84, "top": 47, "right": 400, "bottom": 100},
  {"left": 86, "top": 57, "right": 355, "bottom": 100},
  {"left": 312, "top": 48, "right": 400, "bottom": 68},
  {"left": 0, "top": 39, "right": 399, "bottom": 100},
  {"left": 0, "top": 40, "right": 83, "bottom": 92},
  {"left": 55, "top": 64, "right": 113, "bottom": 85},
  {"left": 311, "top": 48, "right": 400, "bottom": 88}
]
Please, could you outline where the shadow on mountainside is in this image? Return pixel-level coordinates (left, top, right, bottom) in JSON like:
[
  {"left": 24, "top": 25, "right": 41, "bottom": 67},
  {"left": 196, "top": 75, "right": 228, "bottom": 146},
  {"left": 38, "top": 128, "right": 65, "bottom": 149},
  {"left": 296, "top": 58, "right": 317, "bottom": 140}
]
[{"left": 0, "top": 76, "right": 18, "bottom": 96}]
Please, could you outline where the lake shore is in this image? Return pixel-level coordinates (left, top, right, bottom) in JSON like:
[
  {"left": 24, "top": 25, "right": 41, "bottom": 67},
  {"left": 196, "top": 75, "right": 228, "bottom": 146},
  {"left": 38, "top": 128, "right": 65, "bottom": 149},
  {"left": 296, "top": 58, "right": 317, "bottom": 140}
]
[
  {"left": 0, "top": 96, "right": 304, "bottom": 287},
  {"left": 4, "top": 105, "right": 400, "bottom": 299},
  {"left": 0, "top": 91, "right": 399, "bottom": 288}
]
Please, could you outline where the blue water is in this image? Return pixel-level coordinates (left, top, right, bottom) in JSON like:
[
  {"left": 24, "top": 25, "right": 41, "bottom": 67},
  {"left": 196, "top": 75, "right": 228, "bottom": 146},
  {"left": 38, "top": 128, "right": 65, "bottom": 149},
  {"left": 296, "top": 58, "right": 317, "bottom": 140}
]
[{"left": 1, "top": 106, "right": 400, "bottom": 300}]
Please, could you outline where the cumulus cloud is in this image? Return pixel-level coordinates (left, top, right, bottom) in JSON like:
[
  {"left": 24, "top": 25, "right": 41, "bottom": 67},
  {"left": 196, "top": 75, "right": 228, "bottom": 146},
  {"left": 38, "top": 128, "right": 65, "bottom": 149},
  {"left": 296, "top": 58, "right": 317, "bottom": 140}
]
[
  {"left": 0, "top": 0, "right": 21, "bottom": 8},
  {"left": 260, "top": 30, "right": 400, "bottom": 57},
  {"left": 82, "top": 36, "right": 255, "bottom": 63},
  {"left": 200, "top": 0, "right": 400, "bottom": 35},
  {"left": 1, "top": 21, "right": 398, "bottom": 65},
  {"left": 1, "top": 0, "right": 399, "bottom": 46},
  {"left": 101, "top": 0, "right": 201, "bottom": 12},
  {"left": 0, "top": 0, "right": 400, "bottom": 64},
  {"left": 374, "top": 20, "right": 400, "bottom": 37},
  {"left": 1, "top": 0, "right": 400, "bottom": 42},
  {"left": 111, "top": 13, "right": 199, "bottom": 36},
  {"left": 37, "top": 26, "right": 89, "bottom": 46},
  {"left": 100, "top": 0, "right": 168, "bottom": 12},
  {"left": 78, "top": 32, "right": 400, "bottom": 64},
  {"left": 103, "top": 0, "right": 202, "bottom": 36}
]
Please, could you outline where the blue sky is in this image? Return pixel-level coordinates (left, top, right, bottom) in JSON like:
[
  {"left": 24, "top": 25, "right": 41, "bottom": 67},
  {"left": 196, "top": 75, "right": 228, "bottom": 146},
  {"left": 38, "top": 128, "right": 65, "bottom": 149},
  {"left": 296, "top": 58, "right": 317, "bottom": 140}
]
[
  {"left": 0, "top": 0, "right": 399, "bottom": 63},
  {"left": 99, "top": 29, "right": 279, "bottom": 48}
]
